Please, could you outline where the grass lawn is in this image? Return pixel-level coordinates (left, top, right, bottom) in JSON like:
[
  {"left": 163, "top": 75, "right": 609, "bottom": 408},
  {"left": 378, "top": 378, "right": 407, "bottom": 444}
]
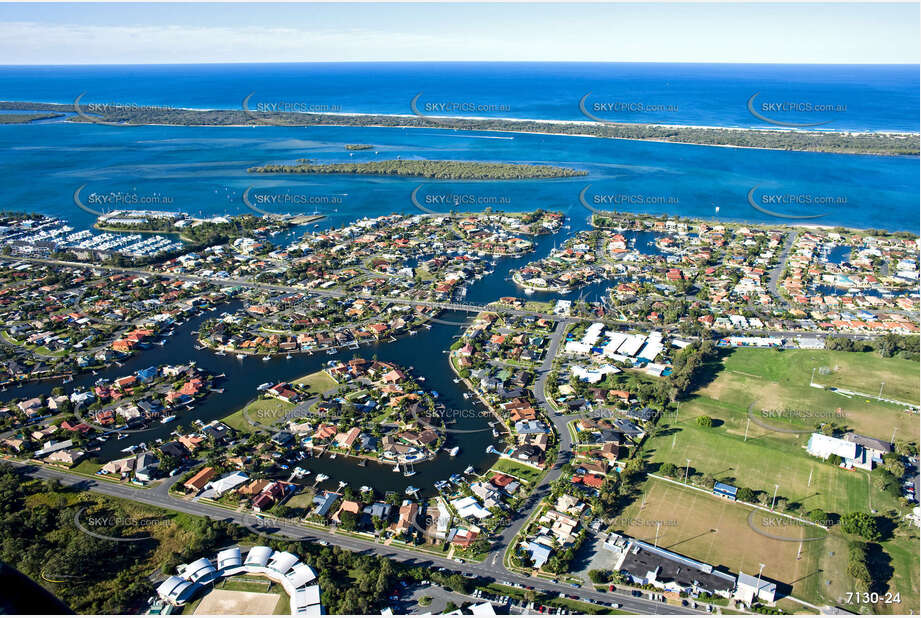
[
  {"left": 617, "top": 478, "right": 834, "bottom": 606},
  {"left": 709, "top": 348, "right": 919, "bottom": 441},
  {"left": 222, "top": 397, "right": 294, "bottom": 433},
  {"left": 293, "top": 369, "right": 338, "bottom": 395},
  {"left": 644, "top": 347, "right": 916, "bottom": 517},
  {"left": 648, "top": 401, "right": 895, "bottom": 516},
  {"left": 71, "top": 459, "right": 102, "bottom": 475},
  {"left": 490, "top": 459, "right": 545, "bottom": 485},
  {"left": 285, "top": 489, "right": 316, "bottom": 510},
  {"left": 218, "top": 575, "right": 276, "bottom": 593}
]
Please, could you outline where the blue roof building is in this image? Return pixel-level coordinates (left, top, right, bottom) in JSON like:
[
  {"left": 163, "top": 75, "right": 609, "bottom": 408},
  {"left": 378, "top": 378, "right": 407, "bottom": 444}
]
[{"left": 713, "top": 482, "right": 738, "bottom": 500}]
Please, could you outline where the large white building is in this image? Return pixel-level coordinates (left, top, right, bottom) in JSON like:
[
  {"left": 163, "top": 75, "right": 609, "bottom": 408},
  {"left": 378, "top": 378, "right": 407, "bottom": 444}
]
[
  {"left": 806, "top": 433, "right": 871, "bottom": 470},
  {"left": 156, "top": 545, "right": 322, "bottom": 614}
]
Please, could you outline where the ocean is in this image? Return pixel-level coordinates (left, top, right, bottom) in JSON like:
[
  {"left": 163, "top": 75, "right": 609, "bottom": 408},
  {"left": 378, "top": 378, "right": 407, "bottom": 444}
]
[{"left": 0, "top": 62, "right": 918, "bottom": 131}]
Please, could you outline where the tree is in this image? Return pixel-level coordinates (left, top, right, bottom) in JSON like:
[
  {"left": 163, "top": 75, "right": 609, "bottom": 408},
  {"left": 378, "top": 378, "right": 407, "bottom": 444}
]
[
  {"left": 806, "top": 508, "right": 828, "bottom": 524},
  {"left": 736, "top": 487, "right": 755, "bottom": 502},
  {"left": 588, "top": 569, "right": 611, "bottom": 584},
  {"left": 695, "top": 416, "right": 713, "bottom": 428},
  {"left": 659, "top": 463, "right": 678, "bottom": 477},
  {"left": 839, "top": 512, "right": 882, "bottom": 541}
]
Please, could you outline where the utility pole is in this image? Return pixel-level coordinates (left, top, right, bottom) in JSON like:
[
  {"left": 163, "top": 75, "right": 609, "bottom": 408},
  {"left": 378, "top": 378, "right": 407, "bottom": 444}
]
[
  {"left": 744, "top": 417, "right": 751, "bottom": 442},
  {"left": 654, "top": 521, "right": 661, "bottom": 548},
  {"left": 810, "top": 366, "right": 816, "bottom": 386},
  {"left": 879, "top": 382, "right": 885, "bottom": 398},
  {"left": 771, "top": 484, "right": 779, "bottom": 511},
  {"left": 684, "top": 459, "right": 691, "bottom": 485},
  {"left": 754, "top": 563, "right": 766, "bottom": 604},
  {"left": 890, "top": 426, "right": 897, "bottom": 445},
  {"left": 807, "top": 468, "right": 813, "bottom": 488}
]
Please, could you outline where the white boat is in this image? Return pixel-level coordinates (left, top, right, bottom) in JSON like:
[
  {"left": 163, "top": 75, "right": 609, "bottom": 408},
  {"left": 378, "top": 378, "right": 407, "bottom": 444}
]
[
  {"left": 315, "top": 473, "right": 329, "bottom": 482},
  {"left": 160, "top": 415, "right": 176, "bottom": 424},
  {"left": 329, "top": 453, "right": 337, "bottom": 459},
  {"left": 448, "top": 446, "right": 460, "bottom": 456},
  {"left": 257, "top": 382, "right": 273, "bottom": 391},
  {"left": 462, "top": 393, "right": 470, "bottom": 399},
  {"left": 236, "top": 353, "right": 245, "bottom": 360},
  {"left": 405, "top": 485, "right": 419, "bottom": 494},
  {"left": 453, "top": 378, "right": 460, "bottom": 383},
  {"left": 464, "top": 466, "right": 475, "bottom": 475},
  {"left": 392, "top": 464, "right": 400, "bottom": 472},
  {"left": 360, "top": 485, "right": 372, "bottom": 493},
  {"left": 286, "top": 354, "right": 293, "bottom": 360},
  {"left": 262, "top": 355, "right": 271, "bottom": 361}
]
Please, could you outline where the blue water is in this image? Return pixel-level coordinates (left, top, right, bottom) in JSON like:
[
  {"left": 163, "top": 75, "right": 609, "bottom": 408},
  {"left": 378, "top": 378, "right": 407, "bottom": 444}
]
[
  {"left": 0, "top": 122, "right": 916, "bottom": 232},
  {"left": 0, "top": 62, "right": 918, "bottom": 132}
]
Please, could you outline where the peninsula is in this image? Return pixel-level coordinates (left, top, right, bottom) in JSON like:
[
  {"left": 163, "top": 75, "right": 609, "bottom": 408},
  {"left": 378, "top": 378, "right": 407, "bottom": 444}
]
[{"left": 1, "top": 100, "right": 915, "bottom": 155}]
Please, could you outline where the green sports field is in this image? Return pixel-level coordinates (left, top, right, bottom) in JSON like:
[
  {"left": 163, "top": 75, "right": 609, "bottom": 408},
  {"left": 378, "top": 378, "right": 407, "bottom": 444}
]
[
  {"left": 640, "top": 347, "right": 920, "bottom": 612},
  {"left": 645, "top": 347, "right": 916, "bottom": 516}
]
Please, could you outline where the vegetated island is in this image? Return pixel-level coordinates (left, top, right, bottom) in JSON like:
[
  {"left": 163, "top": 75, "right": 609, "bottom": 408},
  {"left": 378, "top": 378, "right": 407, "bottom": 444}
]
[
  {"left": 247, "top": 159, "right": 588, "bottom": 179},
  {"left": 1, "top": 100, "right": 915, "bottom": 156},
  {"left": 345, "top": 143, "right": 374, "bottom": 150},
  {"left": 0, "top": 112, "right": 65, "bottom": 124}
]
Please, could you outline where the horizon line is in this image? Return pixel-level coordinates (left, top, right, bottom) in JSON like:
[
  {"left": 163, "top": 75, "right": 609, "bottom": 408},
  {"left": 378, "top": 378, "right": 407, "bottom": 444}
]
[{"left": 1, "top": 60, "right": 919, "bottom": 66}]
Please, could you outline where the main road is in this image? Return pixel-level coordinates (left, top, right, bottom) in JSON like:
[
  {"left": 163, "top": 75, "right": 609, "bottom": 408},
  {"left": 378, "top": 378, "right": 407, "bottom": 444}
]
[{"left": 7, "top": 460, "right": 701, "bottom": 615}]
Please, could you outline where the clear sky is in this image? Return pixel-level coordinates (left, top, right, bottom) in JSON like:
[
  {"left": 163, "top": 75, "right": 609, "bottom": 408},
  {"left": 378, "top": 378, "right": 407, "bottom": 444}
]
[{"left": 0, "top": 2, "right": 917, "bottom": 64}]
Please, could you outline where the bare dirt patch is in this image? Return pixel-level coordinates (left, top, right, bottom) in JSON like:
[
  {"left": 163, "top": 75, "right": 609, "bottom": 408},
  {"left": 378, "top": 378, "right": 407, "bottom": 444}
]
[{"left": 194, "top": 589, "right": 280, "bottom": 615}]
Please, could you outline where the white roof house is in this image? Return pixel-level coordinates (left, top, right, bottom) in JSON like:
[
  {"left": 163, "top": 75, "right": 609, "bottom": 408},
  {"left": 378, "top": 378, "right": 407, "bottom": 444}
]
[
  {"left": 293, "top": 585, "right": 322, "bottom": 610},
  {"left": 806, "top": 433, "right": 858, "bottom": 460},
  {"left": 216, "top": 547, "right": 243, "bottom": 573},
  {"left": 735, "top": 572, "right": 777, "bottom": 604},
  {"left": 603, "top": 332, "right": 627, "bottom": 355},
  {"left": 180, "top": 557, "right": 218, "bottom": 584},
  {"left": 268, "top": 551, "right": 300, "bottom": 575},
  {"left": 806, "top": 433, "right": 871, "bottom": 470},
  {"left": 617, "top": 334, "right": 647, "bottom": 358},
  {"left": 451, "top": 495, "right": 492, "bottom": 520},
  {"left": 205, "top": 471, "right": 249, "bottom": 497},
  {"left": 156, "top": 576, "right": 198, "bottom": 606},
  {"left": 245, "top": 545, "right": 274, "bottom": 568},
  {"left": 286, "top": 562, "right": 317, "bottom": 588},
  {"left": 469, "top": 601, "right": 498, "bottom": 615},
  {"left": 564, "top": 340, "right": 591, "bottom": 355}
]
